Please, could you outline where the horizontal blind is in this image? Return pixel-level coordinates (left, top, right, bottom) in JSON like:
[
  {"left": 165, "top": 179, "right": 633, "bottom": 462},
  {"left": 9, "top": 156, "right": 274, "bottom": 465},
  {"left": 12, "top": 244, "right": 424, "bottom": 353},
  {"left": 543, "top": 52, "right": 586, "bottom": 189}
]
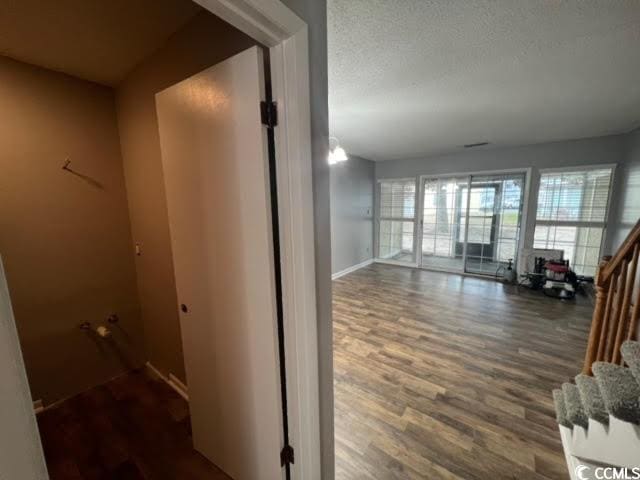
[
  {"left": 379, "top": 179, "right": 416, "bottom": 219},
  {"left": 536, "top": 169, "right": 612, "bottom": 223},
  {"left": 533, "top": 167, "right": 613, "bottom": 276}
]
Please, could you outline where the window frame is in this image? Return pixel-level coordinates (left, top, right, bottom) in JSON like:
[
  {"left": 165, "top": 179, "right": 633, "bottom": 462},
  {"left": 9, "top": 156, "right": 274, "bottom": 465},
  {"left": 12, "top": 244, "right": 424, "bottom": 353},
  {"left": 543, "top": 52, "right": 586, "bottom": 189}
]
[
  {"left": 534, "top": 164, "right": 617, "bottom": 276},
  {"left": 375, "top": 177, "right": 420, "bottom": 266}
]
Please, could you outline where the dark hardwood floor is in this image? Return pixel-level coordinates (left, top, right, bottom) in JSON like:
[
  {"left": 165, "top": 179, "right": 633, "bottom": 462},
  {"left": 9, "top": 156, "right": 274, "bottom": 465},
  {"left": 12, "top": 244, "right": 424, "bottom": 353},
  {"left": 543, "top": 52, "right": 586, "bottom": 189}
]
[
  {"left": 37, "top": 369, "right": 230, "bottom": 480},
  {"left": 333, "top": 264, "right": 594, "bottom": 480}
]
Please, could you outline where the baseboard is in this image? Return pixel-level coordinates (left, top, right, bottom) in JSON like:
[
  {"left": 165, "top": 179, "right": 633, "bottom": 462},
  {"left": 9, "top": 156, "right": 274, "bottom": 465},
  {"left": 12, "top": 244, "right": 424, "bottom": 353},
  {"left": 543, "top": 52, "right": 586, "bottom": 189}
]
[
  {"left": 332, "top": 258, "right": 374, "bottom": 280},
  {"left": 32, "top": 369, "right": 134, "bottom": 415},
  {"left": 374, "top": 258, "right": 419, "bottom": 269},
  {"left": 146, "top": 362, "right": 189, "bottom": 401},
  {"left": 380, "top": 249, "right": 402, "bottom": 260}
]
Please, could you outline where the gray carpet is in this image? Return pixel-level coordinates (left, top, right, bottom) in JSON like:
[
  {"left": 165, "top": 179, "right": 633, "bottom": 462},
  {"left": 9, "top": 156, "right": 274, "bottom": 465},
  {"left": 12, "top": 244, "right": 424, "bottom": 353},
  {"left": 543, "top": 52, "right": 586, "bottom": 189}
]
[
  {"left": 593, "top": 362, "right": 640, "bottom": 425},
  {"left": 575, "top": 374, "right": 609, "bottom": 425},
  {"left": 562, "top": 382, "right": 589, "bottom": 428},
  {"left": 621, "top": 340, "right": 640, "bottom": 385},
  {"left": 553, "top": 388, "right": 572, "bottom": 428}
]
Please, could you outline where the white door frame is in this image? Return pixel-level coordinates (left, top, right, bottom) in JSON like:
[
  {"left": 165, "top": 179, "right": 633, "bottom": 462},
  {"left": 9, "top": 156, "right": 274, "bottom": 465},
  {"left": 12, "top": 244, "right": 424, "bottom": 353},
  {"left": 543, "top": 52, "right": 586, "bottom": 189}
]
[{"left": 193, "top": 1, "right": 321, "bottom": 478}]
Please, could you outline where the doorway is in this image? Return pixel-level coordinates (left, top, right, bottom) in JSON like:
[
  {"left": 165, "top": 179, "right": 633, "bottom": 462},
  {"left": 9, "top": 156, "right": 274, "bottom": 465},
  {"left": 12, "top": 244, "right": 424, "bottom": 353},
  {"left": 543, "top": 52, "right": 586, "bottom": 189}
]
[{"left": 418, "top": 172, "right": 526, "bottom": 275}]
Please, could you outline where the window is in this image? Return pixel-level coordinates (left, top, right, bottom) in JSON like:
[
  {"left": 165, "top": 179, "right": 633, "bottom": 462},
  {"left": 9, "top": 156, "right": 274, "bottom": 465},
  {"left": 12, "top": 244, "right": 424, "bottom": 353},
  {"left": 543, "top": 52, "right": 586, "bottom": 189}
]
[
  {"left": 377, "top": 179, "right": 416, "bottom": 263},
  {"left": 533, "top": 167, "right": 614, "bottom": 276}
]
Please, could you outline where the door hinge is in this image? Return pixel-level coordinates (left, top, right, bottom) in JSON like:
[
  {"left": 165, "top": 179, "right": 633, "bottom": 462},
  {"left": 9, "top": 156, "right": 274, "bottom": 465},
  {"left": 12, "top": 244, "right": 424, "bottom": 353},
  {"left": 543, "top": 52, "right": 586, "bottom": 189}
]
[
  {"left": 280, "top": 444, "right": 294, "bottom": 467},
  {"left": 261, "top": 101, "right": 278, "bottom": 128}
]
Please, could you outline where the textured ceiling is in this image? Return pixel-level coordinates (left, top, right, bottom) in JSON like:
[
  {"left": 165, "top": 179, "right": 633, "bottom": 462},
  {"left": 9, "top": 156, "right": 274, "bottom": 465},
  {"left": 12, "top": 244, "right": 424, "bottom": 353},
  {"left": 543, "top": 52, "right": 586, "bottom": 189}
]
[
  {"left": 0, "top": 0, "right": 201, "bottom": 86},
  {"left": 328, "top": 0, "right": 640, "bottom": 161}
]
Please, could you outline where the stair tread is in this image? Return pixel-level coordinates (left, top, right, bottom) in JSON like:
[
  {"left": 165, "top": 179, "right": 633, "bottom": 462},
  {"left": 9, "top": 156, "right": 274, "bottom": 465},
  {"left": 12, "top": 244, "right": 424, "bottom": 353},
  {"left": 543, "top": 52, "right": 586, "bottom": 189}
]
[
  {"left": 621, "top": 340, "right": 640, "bottom": 385},
  {"left": 562, "top": 382, "right": 589, "bottom": 428},
  {"left": 593, "top": 362, "right": 640, "bottom": 425},
  {"left": 553, "top": 388, "right": 572, "bottom": 428},
  {"left": 575, "top": 374, "right": 609, "bottom": 425}
]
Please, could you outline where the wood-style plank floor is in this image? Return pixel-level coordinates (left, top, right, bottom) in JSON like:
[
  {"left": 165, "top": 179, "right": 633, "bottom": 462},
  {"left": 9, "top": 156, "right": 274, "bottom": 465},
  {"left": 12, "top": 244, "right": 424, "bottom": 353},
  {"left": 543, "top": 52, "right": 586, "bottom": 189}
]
[
  {"left": 37, "top": 370, "right": 231, "bottom": 480},
  {"left": 333, "top": 264, "right": 594, "bottom": 480}
]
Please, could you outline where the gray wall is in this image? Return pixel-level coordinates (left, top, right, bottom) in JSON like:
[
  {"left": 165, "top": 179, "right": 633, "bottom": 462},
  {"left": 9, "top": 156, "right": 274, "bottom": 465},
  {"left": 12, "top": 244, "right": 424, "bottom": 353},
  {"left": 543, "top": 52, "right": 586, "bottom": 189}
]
[
  {"left": 375, "top": 134, "right": 626, "bottom": 265},
  {"left": 330, "top": 155, "right": 375, "bottom": 274},
  {"left": 608, "top": 128, "right": 640, "bottom": 252},
  {"left": 279, "top": 0, "right": 333, "bottom": 477}
]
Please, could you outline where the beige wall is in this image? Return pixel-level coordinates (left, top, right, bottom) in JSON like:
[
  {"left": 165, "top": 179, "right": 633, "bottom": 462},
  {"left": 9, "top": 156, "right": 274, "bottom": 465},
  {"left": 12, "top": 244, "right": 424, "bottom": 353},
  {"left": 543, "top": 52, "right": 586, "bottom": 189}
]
[
  {"left": 116, "top": 11, "right": 257, "bottom": 381},
  {"left": 0, "top": 56, "right": 144, "bottom": 404}
]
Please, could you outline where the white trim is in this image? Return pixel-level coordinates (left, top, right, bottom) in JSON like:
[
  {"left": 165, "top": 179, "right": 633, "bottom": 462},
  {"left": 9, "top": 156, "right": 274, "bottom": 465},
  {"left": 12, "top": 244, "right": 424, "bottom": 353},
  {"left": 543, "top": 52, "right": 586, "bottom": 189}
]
[
  {"left": 518, "top": 167, "right": 533, "bottom": 273},
  {"left": 539, "top": 163, "right": 617, "bottom": 174},
  {"left": 380, "top": 249, "right": 402, "bottom": 260},
  {"left": 374, "top": 258, "right": 420, "bottom": 269},
  {"left": 192, "top": 3, "right": 321, "bottom": 478},
  {"left": 193, "top": 0, "right": 304, "bottom": 47},
  {"left": 385, "top": 168, "right": 529, "bottom": 182},
  {"left": 332, "top": 259, "right": 374, "bottom": 280},
  {"left": 376, "top": 176, "right": 418, "bottom": 183},
  {"left": 145, "top": 362, "right": 189, "bottom": 401},
  {"left": 571, "top": 417, "right": 640, "bottom": 469}
]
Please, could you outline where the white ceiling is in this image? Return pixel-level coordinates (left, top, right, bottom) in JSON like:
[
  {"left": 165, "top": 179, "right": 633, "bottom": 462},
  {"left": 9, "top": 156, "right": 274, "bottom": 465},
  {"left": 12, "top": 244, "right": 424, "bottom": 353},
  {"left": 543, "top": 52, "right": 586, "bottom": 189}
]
[
  {"left": 328, "top": 0, "right": 640, "bottom": 161},
  {"left": 0, "top": 0, "right": 201, "bottom": 86}
]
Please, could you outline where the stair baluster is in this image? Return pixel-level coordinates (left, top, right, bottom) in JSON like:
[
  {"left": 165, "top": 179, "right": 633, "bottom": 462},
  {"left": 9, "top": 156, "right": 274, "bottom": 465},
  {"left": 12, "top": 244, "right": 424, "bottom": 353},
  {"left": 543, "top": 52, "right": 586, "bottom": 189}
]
[
  {"left": 583, "top": 219, "right": 640, "bottom": 374},
  {"left": 613, "top": 244, "right": 639, "bottom": 364},
  {"left": 606, "top": 262, "right": 628, "bottom": 362}
]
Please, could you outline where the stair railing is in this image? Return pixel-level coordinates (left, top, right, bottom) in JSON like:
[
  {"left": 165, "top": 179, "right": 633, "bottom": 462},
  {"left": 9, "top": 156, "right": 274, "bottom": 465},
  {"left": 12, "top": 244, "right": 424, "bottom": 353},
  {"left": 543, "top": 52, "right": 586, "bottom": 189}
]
[{"left": 583, "top": 220, "right": 640, "bottom": 375}]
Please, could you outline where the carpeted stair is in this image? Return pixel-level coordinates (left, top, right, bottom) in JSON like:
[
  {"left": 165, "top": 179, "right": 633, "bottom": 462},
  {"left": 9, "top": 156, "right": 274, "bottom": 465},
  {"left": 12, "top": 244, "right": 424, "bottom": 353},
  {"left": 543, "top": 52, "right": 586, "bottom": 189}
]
[
  {"left": 554, "top": 340, "right": 640, "bottom": 428},
  {"left": 575, "top": 374, "right": 609, "bottom": 425},
  {"left": 553, "top": 389, "right": 572, "bottom": 428},
  {"left": 562, "top": 383, "right": 589, "bottom": 428},
  {"left": 592, "top": 361, "right": 640, "bottom": 424},
  {"left": 621, "top": 341, "right": 640, "bottom": 385}
]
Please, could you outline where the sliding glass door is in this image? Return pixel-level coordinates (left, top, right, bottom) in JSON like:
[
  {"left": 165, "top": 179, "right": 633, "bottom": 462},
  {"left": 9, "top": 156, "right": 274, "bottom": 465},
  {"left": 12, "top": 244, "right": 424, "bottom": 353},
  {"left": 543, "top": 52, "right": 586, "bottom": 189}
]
[
  {"left": 463, "top": 174, "right": 525, "bottom": 275},
  {"left": 418, "top": 172, "right": 525, "bottom": 275},
  {"left": 420, "top": 177, "right": 468, "bottom": 272}
]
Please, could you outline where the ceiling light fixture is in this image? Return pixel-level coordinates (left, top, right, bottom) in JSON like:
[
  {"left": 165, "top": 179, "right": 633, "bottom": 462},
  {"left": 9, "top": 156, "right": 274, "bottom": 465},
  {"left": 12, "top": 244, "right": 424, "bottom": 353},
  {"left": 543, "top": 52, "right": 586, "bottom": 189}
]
[{"left": 328, "top": 137, "right": 348, "bottom": 165}]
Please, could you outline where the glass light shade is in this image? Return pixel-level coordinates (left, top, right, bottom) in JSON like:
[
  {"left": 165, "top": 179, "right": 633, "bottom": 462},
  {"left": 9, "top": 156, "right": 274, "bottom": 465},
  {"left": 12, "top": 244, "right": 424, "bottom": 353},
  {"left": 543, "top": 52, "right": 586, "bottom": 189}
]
[{"left": 328, "top": 146, "right": 348, "bottom": 164}]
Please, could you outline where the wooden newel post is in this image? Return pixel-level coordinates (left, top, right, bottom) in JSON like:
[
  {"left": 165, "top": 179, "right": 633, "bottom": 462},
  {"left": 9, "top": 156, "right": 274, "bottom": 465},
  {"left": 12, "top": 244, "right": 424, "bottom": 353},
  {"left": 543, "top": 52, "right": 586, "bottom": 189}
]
[{"left": 582, "top": 256, "right": 611, "bottom": 375}]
